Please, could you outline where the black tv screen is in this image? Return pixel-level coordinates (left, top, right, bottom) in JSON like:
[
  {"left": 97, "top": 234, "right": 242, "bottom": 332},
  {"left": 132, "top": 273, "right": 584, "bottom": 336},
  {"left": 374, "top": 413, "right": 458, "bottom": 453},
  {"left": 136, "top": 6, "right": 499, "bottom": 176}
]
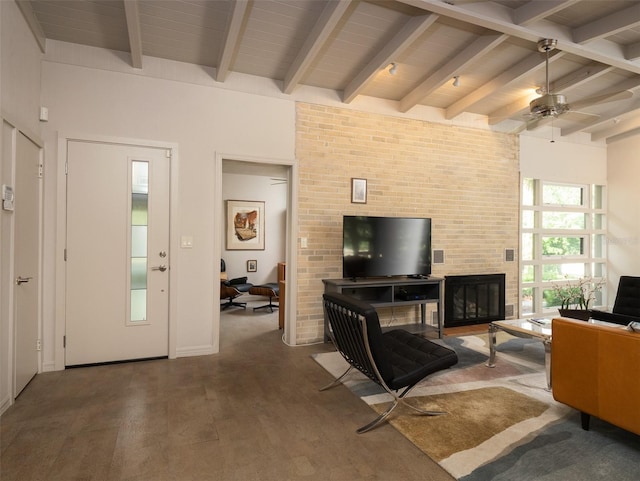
[{"left": 343, "top": 215, "right": 432, "bottom": 279}]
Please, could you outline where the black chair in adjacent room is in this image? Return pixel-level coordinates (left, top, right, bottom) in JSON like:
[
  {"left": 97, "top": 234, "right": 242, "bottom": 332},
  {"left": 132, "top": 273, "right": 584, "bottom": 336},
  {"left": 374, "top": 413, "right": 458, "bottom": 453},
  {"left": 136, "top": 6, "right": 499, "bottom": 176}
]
[
  {"left": 220, "top": 284, "right": 248, "bottom": 310},
  {"left": 220, "top": 259, "right": 254, "bottom": 310},
  {"left": 590, "top": 275, "right": 640, "bottom": 325},
  {"left": 321, "top": 292, "right": 459, "bottom": 433}
]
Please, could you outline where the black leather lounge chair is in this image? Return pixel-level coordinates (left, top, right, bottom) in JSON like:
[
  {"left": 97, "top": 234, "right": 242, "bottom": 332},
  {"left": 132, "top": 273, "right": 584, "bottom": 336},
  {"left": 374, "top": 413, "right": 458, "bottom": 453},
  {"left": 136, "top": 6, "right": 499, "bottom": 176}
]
[
  {"left": 590, "top": 275, "right": 640, "bottom": 325},
  {"left": 220, "top": 259, "right": 253, "bottom": 310},
  {"left": 321, "top": 292, "right": 458, "bottom": 433}
]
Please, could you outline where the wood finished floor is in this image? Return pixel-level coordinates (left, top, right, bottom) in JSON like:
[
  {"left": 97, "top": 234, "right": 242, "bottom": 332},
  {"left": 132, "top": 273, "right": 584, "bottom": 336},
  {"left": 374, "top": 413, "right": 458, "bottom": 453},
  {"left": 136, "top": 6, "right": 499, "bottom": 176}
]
[{"left": 1, "top": 302, "right": 456, "bottom": 481}]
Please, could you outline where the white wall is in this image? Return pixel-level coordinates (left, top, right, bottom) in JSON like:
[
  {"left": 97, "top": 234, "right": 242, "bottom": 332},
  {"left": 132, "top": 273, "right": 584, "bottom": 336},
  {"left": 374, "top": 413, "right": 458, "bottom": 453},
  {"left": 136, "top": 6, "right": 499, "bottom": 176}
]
[
  {"left": 0, "top": 0, "right": 43, "bottom": 412},
  {"left": 520, "top": 130, "right": 607, "bottom": 185},
  {"left": 606, "top": 135, "right": 640, "bottom": 294},
  {"left": 39, "top": 55, "right": 295, "bottom": 365}
]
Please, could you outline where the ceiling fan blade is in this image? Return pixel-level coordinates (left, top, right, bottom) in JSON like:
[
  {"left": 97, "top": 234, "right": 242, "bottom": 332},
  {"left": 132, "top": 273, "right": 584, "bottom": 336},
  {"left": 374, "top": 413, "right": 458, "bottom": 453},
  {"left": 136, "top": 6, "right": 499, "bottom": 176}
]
[
  {"left": 561, "top": 111, "right": 600, "bottom": 123},
  {"left": 571, "top": 90, "right": 633, "bottom": 110}
]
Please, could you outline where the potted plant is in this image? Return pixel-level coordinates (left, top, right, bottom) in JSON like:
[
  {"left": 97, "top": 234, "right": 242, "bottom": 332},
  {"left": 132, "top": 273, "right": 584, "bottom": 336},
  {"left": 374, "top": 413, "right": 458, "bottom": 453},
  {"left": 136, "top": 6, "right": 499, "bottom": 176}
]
[{"left": 551, "top": 276, "right": 606, "bottom": 320}]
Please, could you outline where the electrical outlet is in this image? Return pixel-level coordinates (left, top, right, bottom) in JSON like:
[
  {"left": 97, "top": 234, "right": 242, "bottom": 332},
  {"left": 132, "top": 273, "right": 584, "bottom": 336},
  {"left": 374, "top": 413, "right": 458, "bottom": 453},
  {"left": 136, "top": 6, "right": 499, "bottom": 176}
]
[{"left": 36, "top": 339, "right": 42, "bottom": 351}]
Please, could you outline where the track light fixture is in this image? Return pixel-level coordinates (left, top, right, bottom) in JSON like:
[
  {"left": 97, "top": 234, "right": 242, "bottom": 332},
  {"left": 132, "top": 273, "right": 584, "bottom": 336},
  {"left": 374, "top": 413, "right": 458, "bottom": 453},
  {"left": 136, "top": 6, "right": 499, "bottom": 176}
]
[
  {"left": 452, "top": 76, "right": 460, "bottom": 87},
  {"left": 388, "top": 62, "right": 398, "bottom": 75}
]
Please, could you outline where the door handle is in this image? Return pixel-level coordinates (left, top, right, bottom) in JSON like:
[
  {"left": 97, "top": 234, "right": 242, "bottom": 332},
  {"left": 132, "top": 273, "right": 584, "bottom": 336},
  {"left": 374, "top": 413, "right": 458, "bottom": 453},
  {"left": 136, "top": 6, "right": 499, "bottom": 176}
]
[
  {"left": 151, "top": 265, "right": 167, "bottom": 272},
  {"left": 16, "top": 276, "right": 33, "bottom": 285}
]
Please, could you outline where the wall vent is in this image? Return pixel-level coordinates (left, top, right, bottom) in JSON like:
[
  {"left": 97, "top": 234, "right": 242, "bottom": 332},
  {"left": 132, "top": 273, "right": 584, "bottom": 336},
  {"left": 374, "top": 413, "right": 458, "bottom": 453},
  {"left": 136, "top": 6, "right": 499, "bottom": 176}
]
[
  {"left": 505, "top": 304, "right": 515, "bottom": 318},
  {"left": 433, "top": 249, "right": 445, "bottom": 264},
  {"left": 505, "top": 248, "right": 515, "bottom": 262}
]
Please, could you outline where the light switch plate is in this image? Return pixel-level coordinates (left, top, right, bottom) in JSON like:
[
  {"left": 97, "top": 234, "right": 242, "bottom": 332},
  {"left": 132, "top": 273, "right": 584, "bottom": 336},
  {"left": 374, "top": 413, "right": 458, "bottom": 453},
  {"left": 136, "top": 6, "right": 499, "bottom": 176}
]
[{"left": 181, "top": 236, "right": 193, "bottom": 248}]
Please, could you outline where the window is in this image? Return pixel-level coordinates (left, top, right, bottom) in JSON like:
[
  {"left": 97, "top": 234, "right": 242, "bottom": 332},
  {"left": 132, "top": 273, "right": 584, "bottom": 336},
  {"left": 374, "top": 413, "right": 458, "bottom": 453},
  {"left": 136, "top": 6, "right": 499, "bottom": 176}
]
[
  {"left": 130, "top": 161, "right": 149, "bottom": 323},
  {"left": 520, "top": 179, "right": 606, "bottom": 317}
]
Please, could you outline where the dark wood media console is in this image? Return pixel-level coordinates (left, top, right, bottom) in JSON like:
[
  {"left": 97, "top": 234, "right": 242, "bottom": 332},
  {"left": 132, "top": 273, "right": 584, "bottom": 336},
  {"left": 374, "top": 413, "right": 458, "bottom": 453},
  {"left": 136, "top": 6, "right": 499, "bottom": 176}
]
[{"left": 322, "top": 277, "right": 444, "bottom": 341}]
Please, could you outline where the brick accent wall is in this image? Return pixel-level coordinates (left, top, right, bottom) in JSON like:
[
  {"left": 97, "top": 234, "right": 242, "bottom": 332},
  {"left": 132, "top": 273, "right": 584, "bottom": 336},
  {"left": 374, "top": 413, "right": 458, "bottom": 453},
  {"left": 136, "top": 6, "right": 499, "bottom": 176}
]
[{"left": 295, "top": 103, "right": 520, "bottom": 344}]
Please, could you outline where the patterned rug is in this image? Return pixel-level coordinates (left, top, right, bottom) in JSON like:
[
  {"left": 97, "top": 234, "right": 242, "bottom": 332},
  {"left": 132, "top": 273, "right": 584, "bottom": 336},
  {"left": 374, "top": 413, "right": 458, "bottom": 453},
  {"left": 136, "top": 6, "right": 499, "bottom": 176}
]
[{"left": 312, "top": 333, "right": 640, "bottom": 480}]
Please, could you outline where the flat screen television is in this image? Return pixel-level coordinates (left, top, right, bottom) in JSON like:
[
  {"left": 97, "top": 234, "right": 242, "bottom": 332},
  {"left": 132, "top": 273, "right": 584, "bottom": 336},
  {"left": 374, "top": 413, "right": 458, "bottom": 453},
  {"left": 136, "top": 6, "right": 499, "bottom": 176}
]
[{"left": 343, "top": 215, "right": 432, "bottom": 279}]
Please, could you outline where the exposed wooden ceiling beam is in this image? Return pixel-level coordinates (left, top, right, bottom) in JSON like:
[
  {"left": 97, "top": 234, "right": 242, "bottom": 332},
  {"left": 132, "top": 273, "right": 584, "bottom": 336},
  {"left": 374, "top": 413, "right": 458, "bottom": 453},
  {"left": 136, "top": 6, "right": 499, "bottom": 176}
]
[
  {"left": 343, "top": 14, "right": 439, "bottom": 104},
  {"left": 625, "top": 41, "right": 640, "bottom": 61},
  {"left": 488, "top": 96, "right": 533, "bottom": 126},
  {"left": 123, "top": 0, "right": 143, "bottom": 69},
  {"left": 283, "top": 0, "right": 352, "bottom": 95},
  {"left": 573, "top": 3, "right": 640, "bottom": 44},
  {"left": 400, "top": 34, "right": 508, "bottom": 113},
  {"left": 561, "top": 78, "right": 640, "bottom": 135},
  {"left": 513, "top": 0, "right": 581, "bottom": 26},
  {"left": 445, "top": 48, "right": 555, "bottom": 120},
  {"left": 15, "top": 0, "right": 46, "bottom": 53},
  {"left": 548, "top": 63, "right": 613, "bottom": 94},
  {"left": 397, "top": 0, "right": 640, "bottom": 75},
  {"left": 591, "top": 111, "right": 640, "bottom": 142},
  {"left": 216, "top": 0, "right": 250, "bottom": 83}
]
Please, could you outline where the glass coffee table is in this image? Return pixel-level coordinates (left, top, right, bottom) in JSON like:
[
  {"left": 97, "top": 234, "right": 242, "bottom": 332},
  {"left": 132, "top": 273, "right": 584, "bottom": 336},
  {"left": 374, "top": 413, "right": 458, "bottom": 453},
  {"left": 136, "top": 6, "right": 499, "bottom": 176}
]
[{"left": 486, "top": 318, "right": 553, "bottom": 389}]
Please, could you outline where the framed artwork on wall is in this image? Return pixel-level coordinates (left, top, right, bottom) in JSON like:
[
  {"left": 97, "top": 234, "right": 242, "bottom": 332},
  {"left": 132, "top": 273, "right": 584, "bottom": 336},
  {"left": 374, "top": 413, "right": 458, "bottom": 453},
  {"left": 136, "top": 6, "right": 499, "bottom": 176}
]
[
  {"left": 351, "top": 178, "right": 367, "bottom": 204},
  {"left": 247, "top": 260, "right": 257, "bottom": 272},
  {"left": 226, "top": 200, "right": 265, "bottom": 250}
]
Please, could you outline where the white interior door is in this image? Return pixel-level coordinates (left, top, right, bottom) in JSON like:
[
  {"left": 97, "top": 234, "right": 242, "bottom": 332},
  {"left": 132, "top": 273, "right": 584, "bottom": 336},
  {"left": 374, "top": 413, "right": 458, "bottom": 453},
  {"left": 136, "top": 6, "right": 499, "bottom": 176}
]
[
  {"left": 14, "top": 132, "right": 41, "bottom": 395},
  {"left": 65, "top": 141, "right": 170, "bottom": 366}
]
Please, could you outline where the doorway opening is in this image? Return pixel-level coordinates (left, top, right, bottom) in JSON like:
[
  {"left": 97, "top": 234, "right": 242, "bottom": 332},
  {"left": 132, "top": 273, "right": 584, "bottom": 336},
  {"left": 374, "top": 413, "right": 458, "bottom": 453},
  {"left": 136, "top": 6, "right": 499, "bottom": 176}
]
[{"left": 214, "top": 155, "right": 297, "bottom": 352}]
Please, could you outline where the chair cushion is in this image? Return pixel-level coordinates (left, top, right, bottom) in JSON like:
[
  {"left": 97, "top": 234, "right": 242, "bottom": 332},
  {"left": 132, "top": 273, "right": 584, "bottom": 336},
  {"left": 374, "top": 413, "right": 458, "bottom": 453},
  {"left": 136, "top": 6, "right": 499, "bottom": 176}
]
[
  {"left": 249, "top": 283, "right": 279, "bottom": 297},
  {"left": 381, "top": 330, "right": 458, "bottom": 390},
  {"left": 227, "top": 277, "right": 253, "bottom": 292}
]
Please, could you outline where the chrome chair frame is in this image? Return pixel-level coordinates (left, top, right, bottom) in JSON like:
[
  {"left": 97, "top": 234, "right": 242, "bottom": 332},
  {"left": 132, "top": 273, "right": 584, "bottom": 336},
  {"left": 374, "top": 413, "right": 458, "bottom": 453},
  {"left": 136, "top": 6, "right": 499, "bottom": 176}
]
[{"left": 321, "top": 293, "right": 458, "bottom": 433}]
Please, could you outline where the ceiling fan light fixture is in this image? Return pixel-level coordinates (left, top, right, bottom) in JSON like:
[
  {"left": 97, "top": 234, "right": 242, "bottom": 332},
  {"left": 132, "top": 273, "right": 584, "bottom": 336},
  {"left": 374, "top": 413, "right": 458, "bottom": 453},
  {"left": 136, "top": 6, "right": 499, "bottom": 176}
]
[{"left": 530, "top": 93, "right": 569, "bottom": 117}]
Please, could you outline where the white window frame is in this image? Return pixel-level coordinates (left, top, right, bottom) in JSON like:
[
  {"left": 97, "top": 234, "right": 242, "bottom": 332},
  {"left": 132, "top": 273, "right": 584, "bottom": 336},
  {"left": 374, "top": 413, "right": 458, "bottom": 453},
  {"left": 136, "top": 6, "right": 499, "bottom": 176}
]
[{"left": 520, "top": 179, "right": 607, "bottom": 318}]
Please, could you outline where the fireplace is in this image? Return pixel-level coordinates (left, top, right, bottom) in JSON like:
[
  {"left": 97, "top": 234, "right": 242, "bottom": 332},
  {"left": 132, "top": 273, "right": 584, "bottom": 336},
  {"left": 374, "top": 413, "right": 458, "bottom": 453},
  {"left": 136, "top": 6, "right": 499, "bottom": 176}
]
[{"left": 444, "top": 274, "right": 505, "bottom": 327}]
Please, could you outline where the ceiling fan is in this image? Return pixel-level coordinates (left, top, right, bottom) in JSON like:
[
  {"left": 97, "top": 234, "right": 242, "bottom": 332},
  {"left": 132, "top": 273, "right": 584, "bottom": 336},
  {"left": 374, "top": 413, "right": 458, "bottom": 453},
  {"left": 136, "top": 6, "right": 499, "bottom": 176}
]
[
  {"left": 522, "top": 38, "right": 633, "bottom": 131},
  {"left": 529, "top": 39, "right": 569, "bottom": 119}
]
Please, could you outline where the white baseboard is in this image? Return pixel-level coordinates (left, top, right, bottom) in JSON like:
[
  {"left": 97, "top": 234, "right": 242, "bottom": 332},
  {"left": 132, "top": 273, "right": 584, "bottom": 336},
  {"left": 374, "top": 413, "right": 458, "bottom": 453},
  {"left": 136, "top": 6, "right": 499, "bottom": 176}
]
[
  {"left": 0, "top": 395, "right": 12, "bottom": 416},
  {"left": 175, "top": 345, "right": 215, "bottom": 358},
  {"left": 42, "top": 361, "right": 57, "bottom": 372}
]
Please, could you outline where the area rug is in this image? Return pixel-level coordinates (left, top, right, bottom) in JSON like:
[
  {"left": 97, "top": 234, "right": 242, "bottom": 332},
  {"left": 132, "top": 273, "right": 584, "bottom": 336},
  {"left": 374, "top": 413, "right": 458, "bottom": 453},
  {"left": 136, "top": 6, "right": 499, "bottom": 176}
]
[{"left": 312, "top": 334, "right": 640, "bottom": 480}]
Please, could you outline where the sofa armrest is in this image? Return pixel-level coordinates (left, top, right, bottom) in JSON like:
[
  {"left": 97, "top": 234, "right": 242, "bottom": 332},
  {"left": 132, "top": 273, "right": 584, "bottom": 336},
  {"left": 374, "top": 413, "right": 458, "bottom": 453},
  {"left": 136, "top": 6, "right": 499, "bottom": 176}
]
[{"left": 551, "top": 318, "right": 600, "bottom": 417}]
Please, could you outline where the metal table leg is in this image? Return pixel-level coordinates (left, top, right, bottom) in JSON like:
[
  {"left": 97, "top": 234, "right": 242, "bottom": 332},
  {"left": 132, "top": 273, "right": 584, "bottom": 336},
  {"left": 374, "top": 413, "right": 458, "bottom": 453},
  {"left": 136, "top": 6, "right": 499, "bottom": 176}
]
[
  {"left": 486, "top": 323, "right": 498, "bottom": 367},
  {"left": 544, "top": 339, "right": 552, "bottom": 390}
]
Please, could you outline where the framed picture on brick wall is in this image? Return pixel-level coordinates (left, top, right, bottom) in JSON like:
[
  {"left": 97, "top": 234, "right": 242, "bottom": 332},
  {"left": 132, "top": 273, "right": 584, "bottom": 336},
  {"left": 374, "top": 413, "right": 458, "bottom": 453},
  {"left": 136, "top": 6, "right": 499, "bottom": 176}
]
[{"left": 351, "top": 178, "right": 367, "bottom": 204}]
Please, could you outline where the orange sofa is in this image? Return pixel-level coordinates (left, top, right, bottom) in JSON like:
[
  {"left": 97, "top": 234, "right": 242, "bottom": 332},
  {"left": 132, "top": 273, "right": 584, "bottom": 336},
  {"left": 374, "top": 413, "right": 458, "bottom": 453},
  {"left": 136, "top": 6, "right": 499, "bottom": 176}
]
[{"left": 551, "top": 317, "right": 640, "bottom": 435}]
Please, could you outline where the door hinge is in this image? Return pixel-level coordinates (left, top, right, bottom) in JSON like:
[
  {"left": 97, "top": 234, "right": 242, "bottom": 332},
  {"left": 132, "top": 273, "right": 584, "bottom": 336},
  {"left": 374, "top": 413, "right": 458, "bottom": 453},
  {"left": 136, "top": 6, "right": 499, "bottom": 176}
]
[
  {"left": 65, "top": 161, "right": 68, "bottom": 175},
  {"left": 38, "top": 163, "right": 44, "bottom": 178},
  {"left": 64, "top": 248, "right": 67, "bottom": 261},
  {"left": 36, "top": 339, "right": 42, "bottom": 351},
  {"left": 63, "top": 335, "right": 66, "bottom": 348}
]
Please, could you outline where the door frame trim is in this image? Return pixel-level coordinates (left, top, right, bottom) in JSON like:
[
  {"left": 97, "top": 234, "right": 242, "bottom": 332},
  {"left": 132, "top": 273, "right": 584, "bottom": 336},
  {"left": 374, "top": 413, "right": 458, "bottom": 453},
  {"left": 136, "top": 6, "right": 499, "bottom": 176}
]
[
  {"left": 214, "top": 152, "right": 298, "bottom": 350},
  {"left": 55, "top": 133, "right": 180, "bottom": 370}
]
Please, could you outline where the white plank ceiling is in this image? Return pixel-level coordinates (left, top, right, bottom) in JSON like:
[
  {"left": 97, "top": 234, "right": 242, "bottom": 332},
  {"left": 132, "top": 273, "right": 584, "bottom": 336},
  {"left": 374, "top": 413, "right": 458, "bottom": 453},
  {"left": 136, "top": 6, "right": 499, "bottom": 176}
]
[{"left": 16, "top": 0, "right": 640, "bottom": 142}]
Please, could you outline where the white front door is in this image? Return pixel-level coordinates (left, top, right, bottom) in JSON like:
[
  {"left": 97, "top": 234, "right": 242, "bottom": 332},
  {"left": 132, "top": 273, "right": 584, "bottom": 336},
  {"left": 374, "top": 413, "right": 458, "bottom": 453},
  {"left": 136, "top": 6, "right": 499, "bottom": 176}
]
[
  {"left": 65, "top": 141, "right": 170, "bottom": 366},
  {"left": 14, "top": 131, "right": 41, "bottom": 395}
]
